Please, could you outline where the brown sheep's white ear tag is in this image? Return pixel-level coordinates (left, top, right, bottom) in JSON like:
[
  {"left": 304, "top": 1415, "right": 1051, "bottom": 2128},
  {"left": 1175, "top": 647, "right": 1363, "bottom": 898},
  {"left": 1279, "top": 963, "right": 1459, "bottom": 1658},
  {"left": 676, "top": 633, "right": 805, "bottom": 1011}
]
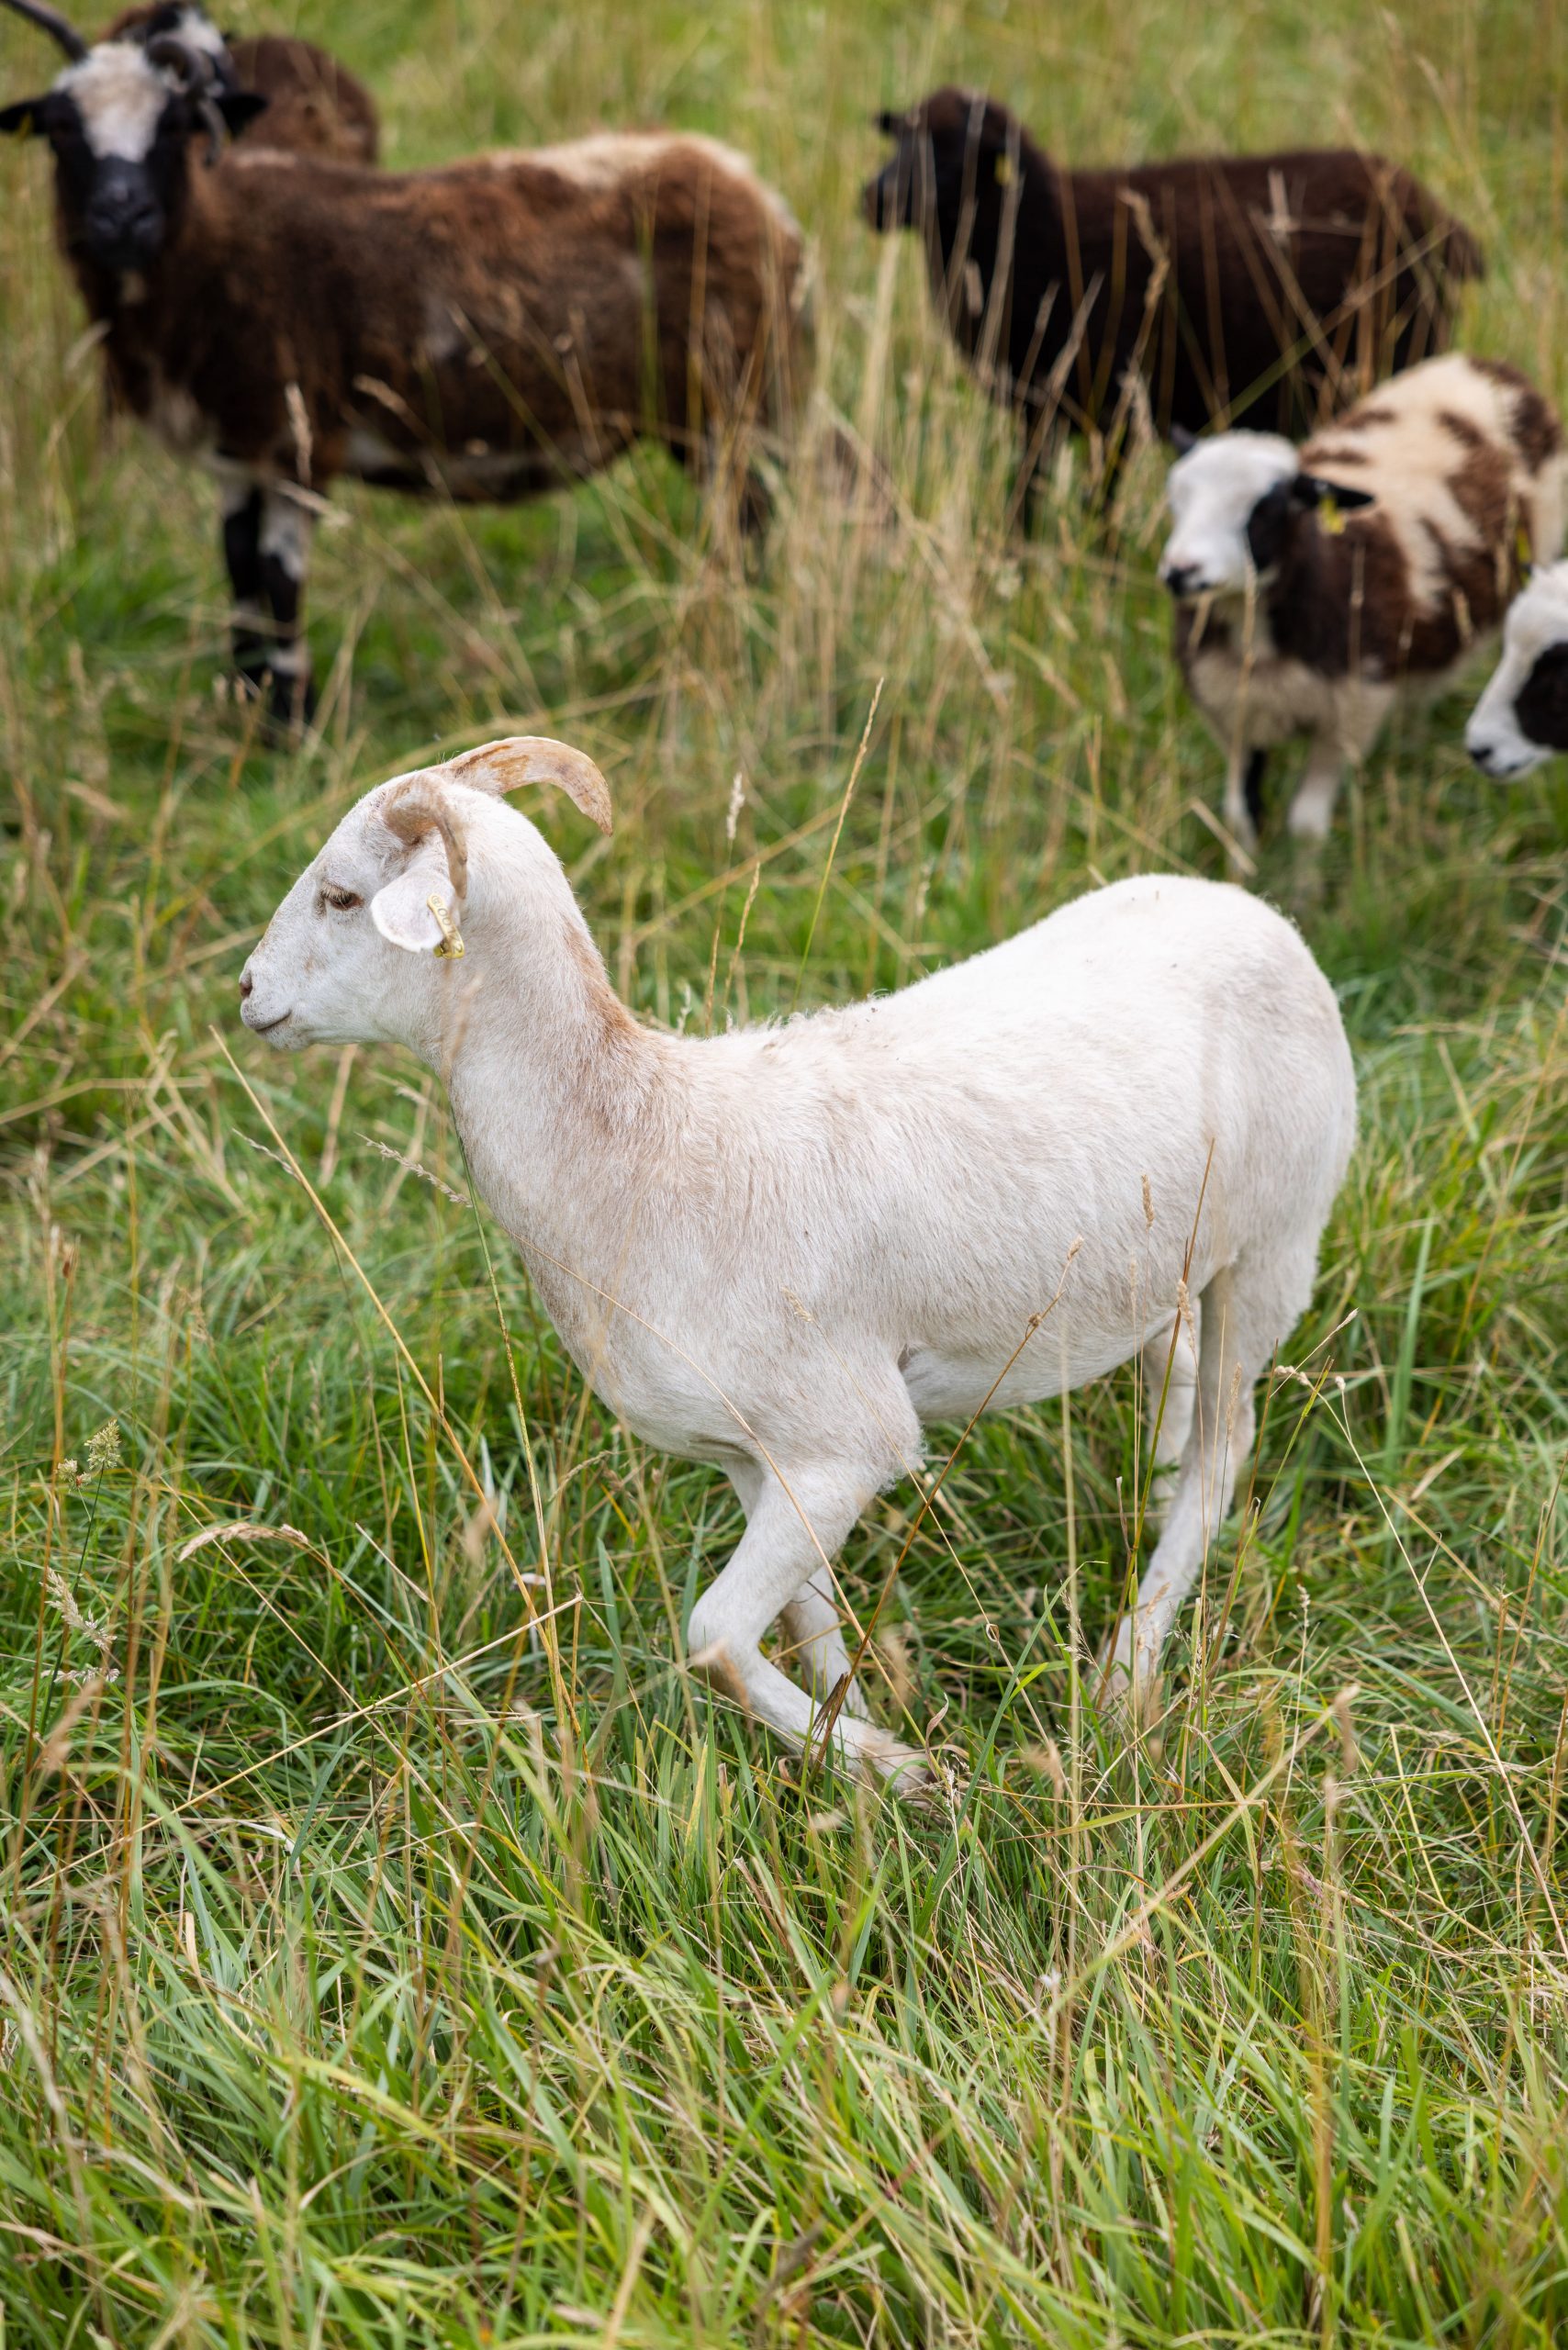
[
  {"left": 444, "top": 735, "right": 613, "bottom": 834},
  {"left": 371, "top": 833, "right": 457, "bottom": 955}
]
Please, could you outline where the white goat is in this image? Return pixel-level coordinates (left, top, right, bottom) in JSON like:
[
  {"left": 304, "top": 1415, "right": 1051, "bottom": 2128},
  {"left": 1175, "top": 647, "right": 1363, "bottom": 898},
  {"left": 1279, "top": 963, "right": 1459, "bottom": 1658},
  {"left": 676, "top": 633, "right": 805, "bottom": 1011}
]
[{"left": 240, "top": 739, "right": 1358, "bottom": 1791}]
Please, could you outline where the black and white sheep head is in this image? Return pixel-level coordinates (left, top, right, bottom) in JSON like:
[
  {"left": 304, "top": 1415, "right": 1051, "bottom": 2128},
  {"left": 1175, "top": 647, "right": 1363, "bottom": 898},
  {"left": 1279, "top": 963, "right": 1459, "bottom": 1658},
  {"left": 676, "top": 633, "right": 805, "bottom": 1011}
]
[
  {"left": 861, "top": 85, "right": 1025, "bottom": 241},
  {"left": 0, "top": 1, "right": 264, "bottom": 275},
  {"left": 239, "top": 739, "right": 614, "bottom": 1057},
  {"left": 1465, "top": 561, "right": 1568, "bottom": 778},
  {"left": 1159, "top": 430, "right": 1376, "bottom": 599}
]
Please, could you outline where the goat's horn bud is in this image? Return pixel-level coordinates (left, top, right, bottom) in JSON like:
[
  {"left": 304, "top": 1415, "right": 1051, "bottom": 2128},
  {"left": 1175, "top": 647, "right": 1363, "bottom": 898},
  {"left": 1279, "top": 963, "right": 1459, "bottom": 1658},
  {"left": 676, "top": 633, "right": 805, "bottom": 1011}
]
[
  {"left": 383, "top": 787, "right": 469, "bottom": 901},
  {"left": 445, "top": 735, "right": 613, "bottom": 834},
  {"left": 0, "top": 0, "right": 87, "bottom": 62}
]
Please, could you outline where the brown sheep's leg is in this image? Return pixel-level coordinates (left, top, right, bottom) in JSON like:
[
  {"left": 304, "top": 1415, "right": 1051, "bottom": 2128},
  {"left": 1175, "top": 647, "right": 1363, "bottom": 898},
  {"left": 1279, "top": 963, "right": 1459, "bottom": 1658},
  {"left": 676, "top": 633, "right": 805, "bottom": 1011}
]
[
  {"left": 220, "top": 478, "right": 272, "bottom": 705},
  {"left": 257, "top": 488, "right": 319, "bottom": 739}
]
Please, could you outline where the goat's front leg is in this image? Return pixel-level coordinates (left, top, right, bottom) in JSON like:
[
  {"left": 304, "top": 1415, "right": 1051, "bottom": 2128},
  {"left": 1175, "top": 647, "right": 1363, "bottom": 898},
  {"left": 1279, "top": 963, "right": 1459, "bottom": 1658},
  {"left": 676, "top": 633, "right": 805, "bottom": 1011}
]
[
  {"left": 258, "top": 487, "right": 319, "bottom": 737},
  {"left": 689, "top": 1467, "right": 924, "bottom": 1791},
  {"left": 780, "top": 1572, "right": 869, "bottom": 1719}
]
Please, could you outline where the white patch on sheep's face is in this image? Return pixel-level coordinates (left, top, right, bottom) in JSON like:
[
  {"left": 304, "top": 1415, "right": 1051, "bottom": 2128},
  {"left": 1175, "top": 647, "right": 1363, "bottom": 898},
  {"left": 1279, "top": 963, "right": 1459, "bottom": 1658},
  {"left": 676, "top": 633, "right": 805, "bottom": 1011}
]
[
  {"left": 1465, "top": 560, "right": 1568, "bottom": 778},
  {"left": 1159, "top": 434, "right": 1299, "bottom": 598},
  {"left": 57, "top": 45, "right": 177, "bottom": 162},
  {"left": 239, "top": 781, "right": 456, "bottom": 1053}
]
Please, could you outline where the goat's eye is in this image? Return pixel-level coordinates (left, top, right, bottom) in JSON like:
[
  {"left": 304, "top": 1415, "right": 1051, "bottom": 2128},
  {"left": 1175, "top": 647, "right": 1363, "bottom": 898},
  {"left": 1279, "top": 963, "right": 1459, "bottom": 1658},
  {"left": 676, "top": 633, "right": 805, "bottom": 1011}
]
[{"left": 322, "top": 886, "right": 362, "bottom": 912}]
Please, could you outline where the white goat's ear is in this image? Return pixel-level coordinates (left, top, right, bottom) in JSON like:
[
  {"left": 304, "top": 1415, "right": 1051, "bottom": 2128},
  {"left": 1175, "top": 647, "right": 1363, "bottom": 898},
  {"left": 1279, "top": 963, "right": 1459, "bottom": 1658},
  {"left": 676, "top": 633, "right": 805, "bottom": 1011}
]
[
  {"left": 370, "top": 832, "right": 456, "bottom": 955},
  {"left": 442, "top": 735, "right": 613, "bottom": 834}
]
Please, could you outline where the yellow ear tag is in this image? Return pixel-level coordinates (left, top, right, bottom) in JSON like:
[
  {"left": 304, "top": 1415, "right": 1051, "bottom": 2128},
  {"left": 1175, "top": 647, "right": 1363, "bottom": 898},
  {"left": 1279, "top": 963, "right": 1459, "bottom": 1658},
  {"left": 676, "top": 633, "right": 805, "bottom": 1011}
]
[
  {"left": 428, "top": 896, "right": 465, "bottom": 958},
  {"left": 994, "top": 152, "right": 1014, "bottom": 186},
  {"left": 1318, "top": 492, "right": 1344, "bottom": 536},
  {"left": 1516, "top": 521, "right": 1533, "bottom": 569}
]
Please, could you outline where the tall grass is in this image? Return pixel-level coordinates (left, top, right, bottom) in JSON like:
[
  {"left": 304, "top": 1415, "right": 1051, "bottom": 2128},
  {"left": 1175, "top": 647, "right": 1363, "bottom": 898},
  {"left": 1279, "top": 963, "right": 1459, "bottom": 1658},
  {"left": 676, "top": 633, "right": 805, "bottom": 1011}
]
[{"left": 1, "top": 0, "right": 1565, "bottom": 2340}]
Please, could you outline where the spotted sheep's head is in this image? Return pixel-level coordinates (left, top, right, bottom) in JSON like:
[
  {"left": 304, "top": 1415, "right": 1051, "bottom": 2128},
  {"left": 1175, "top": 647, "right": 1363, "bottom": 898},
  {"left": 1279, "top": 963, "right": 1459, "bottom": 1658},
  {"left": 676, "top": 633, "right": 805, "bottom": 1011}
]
[
  {"left": 0, "top": 0, "right": 265, "bottom": 276},
  {"left": 1159, "top": 428, "right": 1377, "bottom": 600},
  {"left": 1465, "top": 560, "right": 1568, "bottom": 778},
  {"left": 861, "top": 86, "right": 1026, "bottom": 243}
]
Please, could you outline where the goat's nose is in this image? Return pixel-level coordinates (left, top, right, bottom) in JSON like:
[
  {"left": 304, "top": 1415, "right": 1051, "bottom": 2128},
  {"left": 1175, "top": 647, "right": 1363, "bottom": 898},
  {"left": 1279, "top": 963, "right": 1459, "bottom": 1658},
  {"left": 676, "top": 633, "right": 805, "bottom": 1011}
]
[
  {"left": 239, "top": 969, "right": 253, "bottom": 1000},
  {"left": 1468, "top": 744, "right": 1495, "bottom": 774},
  {"left": 1162, "top": 564, "right": 1201, "bottom": 598}
]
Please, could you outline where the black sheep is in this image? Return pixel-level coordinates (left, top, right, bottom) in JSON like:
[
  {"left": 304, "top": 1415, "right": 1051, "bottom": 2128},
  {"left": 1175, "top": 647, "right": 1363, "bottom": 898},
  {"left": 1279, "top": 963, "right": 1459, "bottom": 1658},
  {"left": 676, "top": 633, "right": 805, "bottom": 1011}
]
[{"left": 863, "top": 88, "right": 1484, "bottom": 492}]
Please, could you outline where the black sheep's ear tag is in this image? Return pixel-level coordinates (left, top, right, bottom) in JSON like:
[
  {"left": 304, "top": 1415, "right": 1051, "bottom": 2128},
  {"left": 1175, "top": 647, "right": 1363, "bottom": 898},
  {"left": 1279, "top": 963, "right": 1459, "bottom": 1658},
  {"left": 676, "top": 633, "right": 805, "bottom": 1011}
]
[
  {"left": 994, "top": 151, "right": 1014, "bottom": 185},
  {"left": 0, "top": 99, "right": 43, "bottom": 138}
]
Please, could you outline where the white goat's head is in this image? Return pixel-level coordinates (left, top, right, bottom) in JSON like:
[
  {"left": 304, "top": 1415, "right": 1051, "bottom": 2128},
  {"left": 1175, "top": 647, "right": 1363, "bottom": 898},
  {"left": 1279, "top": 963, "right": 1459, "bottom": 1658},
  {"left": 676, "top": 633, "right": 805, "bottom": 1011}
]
[
  {"left": 1465, "top": 560, "right": 1568, "bottom": 778},
  {"left": 239, "top": 736, "right": 612, "bottom": 1053},
  {"left": 1159, "top": 429, "right": 1374, "bottom": 599}
]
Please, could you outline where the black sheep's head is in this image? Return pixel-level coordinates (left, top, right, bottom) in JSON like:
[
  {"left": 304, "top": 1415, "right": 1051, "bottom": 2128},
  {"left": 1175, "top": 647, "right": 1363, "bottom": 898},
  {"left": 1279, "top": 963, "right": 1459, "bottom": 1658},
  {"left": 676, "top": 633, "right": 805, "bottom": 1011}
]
[{"left": 861, "top": 86, "right": 1028, "bottom": 241}]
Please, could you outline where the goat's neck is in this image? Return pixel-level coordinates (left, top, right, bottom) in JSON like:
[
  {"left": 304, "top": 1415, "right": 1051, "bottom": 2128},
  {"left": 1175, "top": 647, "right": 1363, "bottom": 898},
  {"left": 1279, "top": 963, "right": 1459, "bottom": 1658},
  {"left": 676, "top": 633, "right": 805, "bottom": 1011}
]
[{"left": 434, "top": 852, "right": 678, "bottom": 1315}]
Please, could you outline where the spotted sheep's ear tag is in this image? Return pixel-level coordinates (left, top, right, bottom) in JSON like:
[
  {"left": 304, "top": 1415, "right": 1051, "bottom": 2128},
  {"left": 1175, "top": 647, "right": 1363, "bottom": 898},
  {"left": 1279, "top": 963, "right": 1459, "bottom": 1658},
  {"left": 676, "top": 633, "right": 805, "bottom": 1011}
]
[
  {"left": 1516, "top": 521, "right": 1534, "bottom": 576},
  {"left": 1318, "top": 492, "right": 1345, "bottom": 536}
]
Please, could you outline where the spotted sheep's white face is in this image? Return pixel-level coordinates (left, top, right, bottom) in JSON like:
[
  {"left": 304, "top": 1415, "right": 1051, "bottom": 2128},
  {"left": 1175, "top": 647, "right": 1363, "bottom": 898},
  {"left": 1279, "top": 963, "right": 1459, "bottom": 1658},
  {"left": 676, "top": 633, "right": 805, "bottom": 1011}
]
[
  {"left": 1465, "top": 562, "right": 1568, "bottom": 778},
  {"left": 1159, "top": 433, "right": 1302, "bottom": 598}
]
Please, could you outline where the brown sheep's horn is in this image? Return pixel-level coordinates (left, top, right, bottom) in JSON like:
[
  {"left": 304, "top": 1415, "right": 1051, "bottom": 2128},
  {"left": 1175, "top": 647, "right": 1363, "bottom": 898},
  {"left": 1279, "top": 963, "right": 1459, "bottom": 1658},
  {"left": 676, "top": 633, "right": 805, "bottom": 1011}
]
[
  {"left": 382, "top": 787, "right": 470, "bottom": 903},
  {"left": 0, "top": 0, "right": 87, "bottom": 62},
  {"left": 145, "top": 32, "right": 228, "bottom": 162}
]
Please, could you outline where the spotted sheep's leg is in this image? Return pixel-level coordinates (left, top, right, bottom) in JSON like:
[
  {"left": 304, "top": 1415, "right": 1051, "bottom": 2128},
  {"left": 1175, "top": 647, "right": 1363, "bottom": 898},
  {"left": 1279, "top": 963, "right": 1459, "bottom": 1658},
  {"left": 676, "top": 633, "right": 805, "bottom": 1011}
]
[
  {"left": 1222, "top": 741, "right": 1260, "bottom": 852},
  {"left": 257, "top": 487, "right": 319, "bottom": 737},
  {"left": 1285, "top": 736, "right": 1346, "bottom": 841}
]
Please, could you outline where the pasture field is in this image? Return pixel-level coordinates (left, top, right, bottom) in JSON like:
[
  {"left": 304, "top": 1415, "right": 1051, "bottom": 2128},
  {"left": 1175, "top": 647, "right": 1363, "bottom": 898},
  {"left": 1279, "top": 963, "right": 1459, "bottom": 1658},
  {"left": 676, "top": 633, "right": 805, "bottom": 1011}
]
[{"left": 2, "top": 0, "right": 1566, "bottom": 2340}]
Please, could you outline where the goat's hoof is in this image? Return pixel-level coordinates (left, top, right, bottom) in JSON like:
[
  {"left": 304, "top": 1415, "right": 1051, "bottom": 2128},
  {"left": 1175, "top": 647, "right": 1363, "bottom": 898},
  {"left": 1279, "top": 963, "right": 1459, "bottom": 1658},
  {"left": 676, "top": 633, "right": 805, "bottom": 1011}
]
[
  {"left": 858, "top": 1727, "right": 937, "bottom": 1804},
  {"left": 1093, "top": 1647, "right": 1161, "bottom": 1736}
]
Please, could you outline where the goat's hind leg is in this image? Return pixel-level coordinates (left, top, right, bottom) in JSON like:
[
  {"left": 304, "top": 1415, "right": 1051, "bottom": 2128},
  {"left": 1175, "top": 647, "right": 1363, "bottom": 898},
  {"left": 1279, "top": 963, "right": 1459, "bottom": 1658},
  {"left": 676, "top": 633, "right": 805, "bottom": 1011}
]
[
  {"left": 1104, "top": 1239, "right": 1316, "bottom": 1716},
  {"left": 1141, "top": 1298, "right": 1199, "bottom": 1528}
]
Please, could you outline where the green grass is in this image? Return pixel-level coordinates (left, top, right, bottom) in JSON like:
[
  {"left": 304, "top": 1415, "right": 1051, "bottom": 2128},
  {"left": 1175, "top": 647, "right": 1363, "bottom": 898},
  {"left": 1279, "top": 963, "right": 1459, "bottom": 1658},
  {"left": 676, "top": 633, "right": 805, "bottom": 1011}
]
[{"left": 2, "top": 0, "right": 1566, "bottom": 2340}]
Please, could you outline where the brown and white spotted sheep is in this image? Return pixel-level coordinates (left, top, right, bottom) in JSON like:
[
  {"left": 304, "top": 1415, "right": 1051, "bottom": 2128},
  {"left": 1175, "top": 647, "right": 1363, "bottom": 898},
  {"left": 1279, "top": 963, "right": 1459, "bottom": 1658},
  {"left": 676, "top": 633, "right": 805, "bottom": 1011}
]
[
  {"left": 1158, "top": 353, "right": 1565, "bottom": 846},
  {"left": 1, "top": 12, "right": 808, "bottom": 731},
  {"left": 863, "top": 87, "right": 1484, "bottom": 502}
]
